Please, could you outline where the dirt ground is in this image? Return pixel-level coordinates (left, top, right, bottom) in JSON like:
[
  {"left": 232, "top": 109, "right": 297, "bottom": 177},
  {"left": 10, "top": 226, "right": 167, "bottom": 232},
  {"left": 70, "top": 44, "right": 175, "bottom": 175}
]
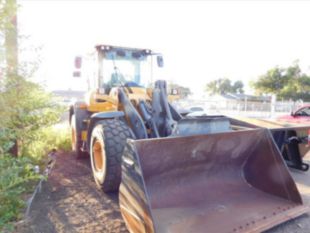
[
  {"left": 16, "top": 152, "right": 128, "bottom": 233},
  {"left": 16, "top": 151, "right": 310, "bottom": 233}
]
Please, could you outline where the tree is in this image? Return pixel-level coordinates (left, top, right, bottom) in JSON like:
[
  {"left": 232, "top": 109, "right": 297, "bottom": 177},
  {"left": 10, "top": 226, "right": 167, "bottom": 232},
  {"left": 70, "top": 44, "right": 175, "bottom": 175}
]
[
  {"left": 0, "top": 0, "right": 64, "bottom": 156},
  {"left": 0, "top": 2, "right": 64, "bottom": 230},
  {"left": 251, "top": 62, "right": 310, "bottom": 101},
  {"left": 205, "top": 78, "right": 244, "bottom": 95},
  {"left": 0, "top": 75, "right": 63, "bottom": 156},
  {"left": 233, "top": 80, "right": 244, "bottom": 94}
]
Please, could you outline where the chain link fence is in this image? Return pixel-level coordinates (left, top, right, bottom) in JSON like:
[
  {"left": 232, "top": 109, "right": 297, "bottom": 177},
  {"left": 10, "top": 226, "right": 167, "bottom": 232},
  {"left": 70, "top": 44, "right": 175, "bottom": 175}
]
[{"left": 173, "top": 98, "right": 308, "bottom": 119}]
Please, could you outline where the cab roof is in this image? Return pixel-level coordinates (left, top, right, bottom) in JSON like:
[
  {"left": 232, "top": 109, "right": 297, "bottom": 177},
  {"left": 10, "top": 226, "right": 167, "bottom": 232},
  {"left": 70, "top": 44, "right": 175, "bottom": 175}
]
[{"left": 95, "top": 44, "right": 152, "bottom": 54}]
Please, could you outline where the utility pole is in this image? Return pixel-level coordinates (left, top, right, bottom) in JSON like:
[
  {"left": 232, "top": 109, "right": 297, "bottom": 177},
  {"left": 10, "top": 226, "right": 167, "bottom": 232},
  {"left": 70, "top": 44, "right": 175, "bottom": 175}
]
[
  {"left": 271, "top": 94, "right": 276, "bottom": 118},
  {"left": 4, "top": 0, "right": 19, "bottom": 156},
  {"left": 4, "top": 0, "right": 18, "bottom": 77}
]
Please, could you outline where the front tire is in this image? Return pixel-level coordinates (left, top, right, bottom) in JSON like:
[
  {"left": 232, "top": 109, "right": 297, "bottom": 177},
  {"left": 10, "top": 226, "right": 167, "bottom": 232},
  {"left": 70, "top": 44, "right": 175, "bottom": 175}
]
[{"left": 90, "top": 119, "right": 134, "bottom": 192}]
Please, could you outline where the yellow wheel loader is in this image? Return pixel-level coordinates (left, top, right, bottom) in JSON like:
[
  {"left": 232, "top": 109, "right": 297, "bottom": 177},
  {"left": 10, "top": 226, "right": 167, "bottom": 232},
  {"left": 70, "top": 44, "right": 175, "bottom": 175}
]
[{"left": 70, "top": 45, "right": 308, "bottom": 233}]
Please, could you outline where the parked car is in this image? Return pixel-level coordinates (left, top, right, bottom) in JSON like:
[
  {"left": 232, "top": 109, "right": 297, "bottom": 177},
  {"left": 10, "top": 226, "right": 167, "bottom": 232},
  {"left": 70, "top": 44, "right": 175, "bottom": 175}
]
[{"left": 277, "top": 104, "right": 310, "bottom": 124}]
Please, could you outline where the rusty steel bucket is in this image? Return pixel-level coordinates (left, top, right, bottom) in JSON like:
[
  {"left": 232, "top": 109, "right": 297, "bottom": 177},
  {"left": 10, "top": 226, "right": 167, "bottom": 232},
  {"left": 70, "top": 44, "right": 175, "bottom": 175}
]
[{"left": 119, "top": 129, "right": 307, "bottom": 233}]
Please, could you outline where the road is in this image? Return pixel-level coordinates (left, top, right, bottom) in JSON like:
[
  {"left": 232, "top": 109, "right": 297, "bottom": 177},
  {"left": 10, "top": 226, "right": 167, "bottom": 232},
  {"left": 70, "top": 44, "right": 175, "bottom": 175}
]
[{"left": 17, "top": 151, "right": 310, "bottom": 233}]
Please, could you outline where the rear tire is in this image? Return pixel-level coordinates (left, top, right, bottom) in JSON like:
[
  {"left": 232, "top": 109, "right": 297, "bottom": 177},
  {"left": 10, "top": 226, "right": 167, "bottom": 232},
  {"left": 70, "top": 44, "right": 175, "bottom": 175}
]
[
  {"left": 71, "top": 114, "right": 86, "bottom": 159},
  {"left": 90, "top": 119, "right": 134, "bottom": 192}
]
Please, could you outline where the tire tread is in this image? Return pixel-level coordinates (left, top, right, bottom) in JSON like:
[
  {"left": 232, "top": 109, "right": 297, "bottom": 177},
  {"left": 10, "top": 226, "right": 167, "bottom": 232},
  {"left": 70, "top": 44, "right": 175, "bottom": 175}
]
[{"left": 91, "top": 119, "right": 134, "bottom": 192}]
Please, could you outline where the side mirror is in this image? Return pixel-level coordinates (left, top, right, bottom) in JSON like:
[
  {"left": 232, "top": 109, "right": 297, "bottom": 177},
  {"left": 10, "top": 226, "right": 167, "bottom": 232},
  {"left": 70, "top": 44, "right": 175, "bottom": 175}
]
[{"left": 157, "top": 55, "right": 164, "bottom": 67}]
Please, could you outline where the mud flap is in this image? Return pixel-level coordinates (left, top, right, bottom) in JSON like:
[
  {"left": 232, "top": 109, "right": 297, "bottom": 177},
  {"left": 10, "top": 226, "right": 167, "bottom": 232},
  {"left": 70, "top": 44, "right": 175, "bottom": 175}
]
[{"left": 119, "top": 129, "right": 307, "bottom": 233}]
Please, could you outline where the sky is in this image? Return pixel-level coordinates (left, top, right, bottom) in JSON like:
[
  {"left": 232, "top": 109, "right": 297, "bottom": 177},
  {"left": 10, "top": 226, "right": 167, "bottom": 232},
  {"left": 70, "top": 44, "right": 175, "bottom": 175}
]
[{"left": 17, "top": 0, "right": 310, "bottom": 95}]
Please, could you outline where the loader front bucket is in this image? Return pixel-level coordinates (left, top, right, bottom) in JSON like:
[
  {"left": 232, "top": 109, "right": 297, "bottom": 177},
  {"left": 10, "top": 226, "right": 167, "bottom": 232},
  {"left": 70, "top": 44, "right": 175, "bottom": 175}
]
[{"left": 119, "top": 129, "right": 307, "bottom": 233}]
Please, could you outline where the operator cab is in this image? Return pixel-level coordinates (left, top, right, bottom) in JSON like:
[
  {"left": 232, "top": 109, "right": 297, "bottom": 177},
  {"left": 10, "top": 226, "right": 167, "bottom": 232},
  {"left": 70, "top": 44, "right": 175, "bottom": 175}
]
[
  {"left": 96, "top": 45, "right": 164, "bottom": 95},
  {"left": 73, "top": 45, "right": 165, "bottom": 112}
]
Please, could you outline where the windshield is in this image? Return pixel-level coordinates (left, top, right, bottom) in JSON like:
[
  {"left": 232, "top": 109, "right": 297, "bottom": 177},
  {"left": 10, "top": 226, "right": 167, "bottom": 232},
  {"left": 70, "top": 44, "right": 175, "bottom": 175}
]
[{"left": 101, "top": 50, "right": 153, "bottom": 88}]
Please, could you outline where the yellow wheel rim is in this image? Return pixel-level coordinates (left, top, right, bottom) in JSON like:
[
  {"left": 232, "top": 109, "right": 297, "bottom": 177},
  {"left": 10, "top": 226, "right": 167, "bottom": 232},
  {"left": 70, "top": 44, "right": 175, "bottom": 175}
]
[
  {"left": 71, "top": 127, "right": 76, "bottom": 150},
  {"left": 93, "top": 140, "right": 105, "bottom": 171}
]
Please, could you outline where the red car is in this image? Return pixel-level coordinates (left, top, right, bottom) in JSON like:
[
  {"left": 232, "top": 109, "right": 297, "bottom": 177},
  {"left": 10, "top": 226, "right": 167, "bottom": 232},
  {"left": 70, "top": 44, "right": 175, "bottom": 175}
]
[{"left": 278, "top": 104, "right": 310, "bottom": 124}]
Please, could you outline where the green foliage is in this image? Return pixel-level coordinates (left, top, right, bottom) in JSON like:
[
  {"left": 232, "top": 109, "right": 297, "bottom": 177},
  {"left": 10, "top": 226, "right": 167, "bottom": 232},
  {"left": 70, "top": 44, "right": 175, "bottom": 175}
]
[
  {"left": 0, "top": 129, "right": 14, "bottom": 155},
  {"left": 0, "top": 76, "right": 65, "bottom": 230},
  {"left": 25, "top": 125, "right": 71, "bottom": 162},
  {"left": 0, "top": 0, "right": 66, "bottom": 231},
  {"left": 0, "top": 75, "right": 65, "bottom": 156},
  {"left": 232, "top": 80, "right": 244, "bottom": 94},
  {"left": 0, "top": 75, "right": 65, "bottom": 230},
  {"left": 0, "top": 0, "right": 17, "bottom": 32},
  {"left": 47, "top": 125, "right": 71, "bottom": 153},
  {"left": 252, "top": 62, "right": 310, "bottom": 101},
  {"left": 205, "top": 78, "right": 244, "bottom": 95},
  {"left": 0, "top": 155, "right": 42, "bottom": 231}
]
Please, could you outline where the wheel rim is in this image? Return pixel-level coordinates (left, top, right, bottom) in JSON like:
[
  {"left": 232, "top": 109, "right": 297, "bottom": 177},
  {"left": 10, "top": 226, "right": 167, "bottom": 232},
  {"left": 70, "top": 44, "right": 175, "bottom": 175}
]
[
  {"left": 93, "top": 140, "right": 105, "bottom": 171},
  {"left": 71, "top": 127, "right": 76, "bottom": 150}
]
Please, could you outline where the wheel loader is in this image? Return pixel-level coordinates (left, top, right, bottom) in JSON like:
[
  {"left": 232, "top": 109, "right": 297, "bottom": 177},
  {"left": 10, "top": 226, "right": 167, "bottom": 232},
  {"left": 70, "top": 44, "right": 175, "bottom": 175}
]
[{"left": 70, "top": 45, "right": 308, "bottom": 233}]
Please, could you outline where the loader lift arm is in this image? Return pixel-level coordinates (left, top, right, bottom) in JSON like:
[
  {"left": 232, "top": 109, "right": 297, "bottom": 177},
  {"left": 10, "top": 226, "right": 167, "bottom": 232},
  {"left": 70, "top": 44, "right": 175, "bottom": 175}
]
[{"left": 119, "top": 80, "right": 230, "bottom": 140}]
